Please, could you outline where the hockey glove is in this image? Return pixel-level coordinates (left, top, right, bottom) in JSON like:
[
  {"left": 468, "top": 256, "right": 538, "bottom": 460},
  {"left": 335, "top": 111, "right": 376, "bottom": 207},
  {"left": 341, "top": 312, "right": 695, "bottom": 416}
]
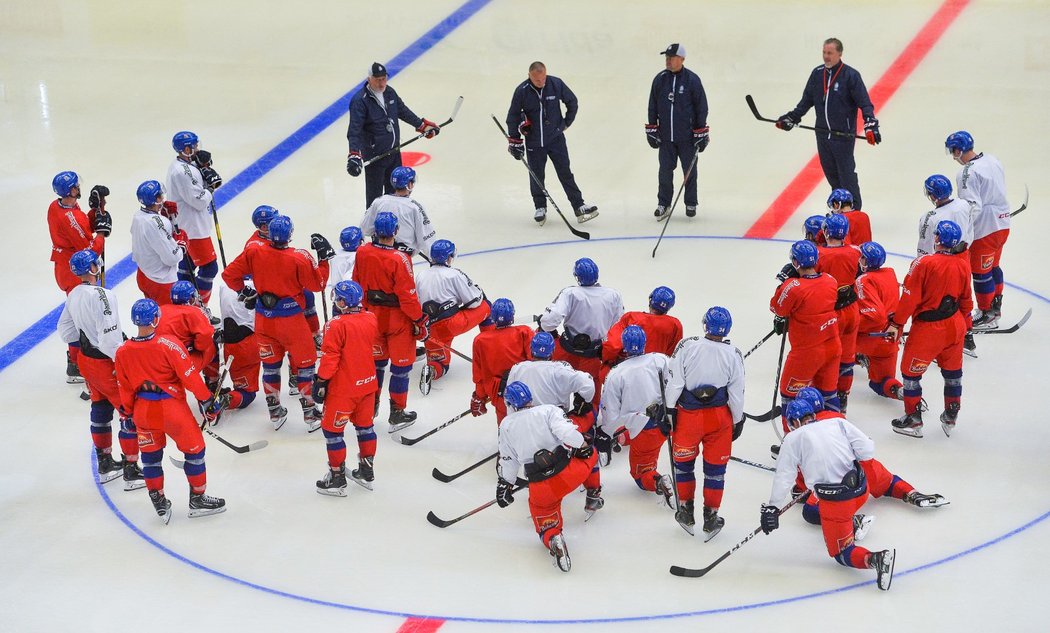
[
  {"left": 171, "top": 228, "right": 189, "bottom": 252},
  {"left": 864, "top": 117, "right": 881, "bottom": 145},
  {"left": 657, "top": 409, "right": 676, "bottom": 436},
  {"left": 692, "top": 126, "right": 710, "bottom": 152},
  {"left": 773, "top": 316, "right": 788, "bottom": 336},
  {"left": 572, "top": 444, "right": 594, "bottom": 460},
  {"left": 412, "top": 316, "right": 431, "bottom": 341},
  {"left": 570, "top": 393, "right": 593, "bottom": 416},
  {"left": 507, "top": 137, "right": 525, "bottom": 161},
  {"left": 760, "top": 504, "right": 780, "bottom": 534},
  {"left": 518, "top": 117, "right": 532, "bottom": 137},
  {"left": 594, "top": 428, "right": 614, "bottom": 464},
  {"left": 775, "top": 113, "right": 798, "bottom": 131},
  {"left": 732, "top": 419, "right": 745, "bottom": 441},
  {"left": 346, "top": 151, "right": 363, "bottom": 177},
  {"left": 312, "top": 376, "right": 330, "bottom": 404},
  {"left": 645, "top": 402, "right": 666, "bottom": 423},
  {"left": 644, "top": 123, "right": 660, "bottom": 149},
  {"left": 238, "top": 286, "right": 259, "bottom": 310},
  {"left": 201, "top": 166, "right": 223, "bottom": 191},
  {"left": 201, "top": 392, "right": 229, "bottom": 428},
  {"left": 194, "top": 150, "right": 213, "bottom": 168},
  {"left": 776, "top": 262, "right": 800, "bottom": 282},
  {"left": 496, "top": 479, "right": 515, "bottom": 508},
  {"left": 416, "top": 118, "right": 440, "bottom": 139},
  {"left": 470, "top": 392, "right": 488, "bottom": 417},
  {"left": 88, "top": 185, "right": 110, "bottom": 210},
  {"left": 91, "top": 210, "right": 113, "bottom": 237},
  {"left": 310, "top": 233, "right": 335, "bottom": 261},
  {"left": 161, "top": 200, "right": 179, "bottom": 221}
]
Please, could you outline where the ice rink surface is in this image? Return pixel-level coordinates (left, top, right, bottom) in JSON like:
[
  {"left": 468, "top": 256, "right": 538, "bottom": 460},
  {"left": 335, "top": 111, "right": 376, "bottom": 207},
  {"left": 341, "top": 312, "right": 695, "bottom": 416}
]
[{"left": 2, "top": 1, "right": 1049, "bottom": 631}]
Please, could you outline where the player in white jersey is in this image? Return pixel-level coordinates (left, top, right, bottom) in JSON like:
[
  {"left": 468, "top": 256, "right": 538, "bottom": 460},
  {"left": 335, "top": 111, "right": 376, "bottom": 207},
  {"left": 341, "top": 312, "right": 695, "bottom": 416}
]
[
  {"left": 597, "top": 326, "right": 674, "bottom": 507},
  {"left": 415, "top": 239, "right": 493, "bottom": 392},
  {"left": 917, "top": 175, "right": 974, "bottom": 257},
  {"left": 760, "top": 399, "right": 948, "bottom": 591},
  {"left": 946, "top": 130, "right": 1011, "bottom": 330},
  {"left": 662, "top": 307, "right": 744, "bottom": 539},
  {"left": 495, "top": 382, "right": 598, "bottom": 572},
  {"left": 538, "top": 257, "right": 624, "bottom": 407},
  {"left": 360, "top": 166, "right": 436, "bottom": 257},
  {"left": 326, "top": 226, "right": 363, "bottom": 293},
  {"left": 167, "top": 131, "right": 220, "bottom": 305},
  {"left": 218, "top": 280, "right": 260, "bottom": 411},
  {"left": 57, "top": 250, "right": 144, "bottom": 489},
  {"left": 131, "top": 180, "right": 185, "bottom": 306}
]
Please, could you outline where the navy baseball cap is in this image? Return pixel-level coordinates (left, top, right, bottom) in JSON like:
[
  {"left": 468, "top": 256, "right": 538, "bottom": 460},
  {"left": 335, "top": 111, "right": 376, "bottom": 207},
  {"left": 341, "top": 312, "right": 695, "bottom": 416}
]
[
  {"left": 369, "top": 62, "right": 388, "bottom": 77},
  {"left": 660, "top": 43, "right": 687, "bottom": 57}
]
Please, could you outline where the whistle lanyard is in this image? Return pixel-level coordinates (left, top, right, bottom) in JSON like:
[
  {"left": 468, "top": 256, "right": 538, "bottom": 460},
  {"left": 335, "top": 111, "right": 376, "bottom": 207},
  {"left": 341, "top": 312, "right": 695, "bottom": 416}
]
[{"left": 823, "top": 64, "right": 844, "bottom": 97}]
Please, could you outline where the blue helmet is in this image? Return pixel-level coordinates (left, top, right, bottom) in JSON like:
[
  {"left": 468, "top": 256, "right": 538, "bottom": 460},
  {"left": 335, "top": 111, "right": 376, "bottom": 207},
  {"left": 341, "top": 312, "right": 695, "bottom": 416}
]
[
  {"left": 621, "top": 325, "right": 647, "bottom": 356},
  {"left": 923, "top": 175, "right": 952, "bottom": 201},
  {"left": 333, "top": 280, "right": 364, "bottom": 308},
  {"left": 69, "top": 249, "right": 100, "bottom": 276},
  {"left": 945, "top": 130, "right": 974, "bottom": 154},
  {"left": 827, "top": 188, "right": 854, "bottom": 210},
  {"left": 934, "top": 220, "right": 963, "bottom": 249},
  {"left": 170, "top": 280, "right": 198, "bottom": 305},
  {"left": 504, "top": 381, "right": 533, "bottom": 410},
  {"left": 373, "top": 211, "right": 399, "bottom": 238},
  {"left": 859, "top": 241, "right": 886, "bottom": 270},
  {"left": 172, "top": 131, "right": 199, "bottom": 153},
  {"left": 390, "top": 166, "right": 416, "bottom": 190},
  {"left": 531, "top": 331, "right": 555, "bottom": 359},
  {"left": 268, "top": 215, "right": 294, "bottom": 245},
  {"left": 130, "top": 298, "right": 161, "bottom": 327},
  {"left": 136, "top": 180, "right": 164, "bottom": 207},
  {"left": 785, "top": 399, "right": 816, "bottom": 429},
  {"left": 795, "top": 386, "right": 825, "bottom": 412},
  {"left": 252, "top": 205, "right": 280, "bottom": 229},
  {"left": 339, "top": 226, "right": 363, "bottom": 251},
  {"left": 823, "top": 213, "right": 850, "bottom": 241},
  {"left": 703, "top": 306, "right": 733, "bottom": 337},
  {"left": 649, "top": 286, "right": 676, "bottom": 314},
  {"left": 573, "top": 257, "right": 599, "bottom": 286},
  {"left": 791, "top": 240, "right": 819, "bottom": 268},
  {"left": 804, "top": 215, "right": 826, "bottom": 239},
  {"left": 430, "top": 239, "right": 456, "bottom": 265},
  {"left": 491, "top": 298, "right": 515, "bottom": 327},
  {"left": 52, "top": 171, "right": 80, "bottom": 197}
]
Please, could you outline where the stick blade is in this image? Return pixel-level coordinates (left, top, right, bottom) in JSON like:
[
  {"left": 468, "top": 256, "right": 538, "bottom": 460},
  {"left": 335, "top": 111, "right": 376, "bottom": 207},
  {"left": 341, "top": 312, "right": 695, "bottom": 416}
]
[
  {"left": 246, "top": 440, "right": 269, "bottom": 452},
  {"left": 431, "top": 467, "right": 454, "bottom": 483},
  {"left": 400, "top": 434, "right": 424, "bottom": 446},
  {"left": 426, "top": 511, "right": 452, "bottom": 528},
  {"left": 669, "top": 564, "right": 709, "bottom": 578}
]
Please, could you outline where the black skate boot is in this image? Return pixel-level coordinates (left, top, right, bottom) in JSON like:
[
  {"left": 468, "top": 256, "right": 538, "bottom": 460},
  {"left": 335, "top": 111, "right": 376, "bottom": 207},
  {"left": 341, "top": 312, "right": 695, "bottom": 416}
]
[
  {"left": 837, "top": 390, "right": 849, "bottom": 416},
  {"left": 702, "top": 507, "right": 725, "bottom": 542},
  {"left": 122, "top": 459, "right": 146, "bottom": 491},
  {"left": 655, "top": 474, "right": 675, "bottom": 509},
  {"left": 654, "top": 205, "right": 669, "bottom": 221},
  {"left": 963, "top": 331, "right": 977, "bottom": 355},
  {"left": 853, "top": 513, "right": 875, "bottom": 541},
  {"left": 149, "top": 490, "right": 172, "bottom": 525},
  {"left": 300, "top": 396, "right": 321, "bottom": 433},
  {"left": 66, "top": 350, "right": 84, "bottom": 384},
  {"left": 990, "top": 294, "right": 1003, "bottom": 320},
  {"left": 96, "top": 449, "right": 123, "bottom": 484},
  {"left": 188, "top": 490, "right": 227, "bottom": 518},
  {"left": 940, "top": 402, "right": 960, "bottom": 437},
  {"left": 891, "top": 410, "right": 923, "bottom": 438},
  {"left": 288, "top": 371, "right": 299, "bottom": 396},
  {"left": 534, "top": 207, "right": 547, "bottom": 225},
  {"left": 419, "top": 363, "right": 433, "bottom": 396},
  {"left": 971, "top": 308, "right": 999, "bottom": 331},
  {"left": 869, "top": 549, "right": 896, "bottom": 591},
  {"left": 388, "top": 403, "right": 417, "bottom": 433},
  {"left": 351, "top": 456, "right": 375, "bottom": 491},
  {"left": 904, "top": 491, "right": 949, "bottom": 508},
  {"left": 575, "top": 203, "right": 599, "bottom": 224},
  {"left": 267, "top": 395, "right": 288, "bottom": 431},
  {"left": 548, "top": 533, "right": 571, "bottom": 572},
  {"left": 584, "top": 486, "right": 604, "bottom": 521},
  {"left": 685, "top": 205, "right": 697, "bottom": 218},
  {"left": 675, "top": 500, "right": 695, "bottom": 535},
  {"left": 316, "top": 463, "right": 348, "bottom": 497}
]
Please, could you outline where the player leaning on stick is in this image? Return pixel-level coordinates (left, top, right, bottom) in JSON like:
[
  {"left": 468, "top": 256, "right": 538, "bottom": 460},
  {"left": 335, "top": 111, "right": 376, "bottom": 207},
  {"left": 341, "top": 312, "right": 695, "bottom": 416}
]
[{"left": 167, "top": 131, "right": 221, "bottom": 306}]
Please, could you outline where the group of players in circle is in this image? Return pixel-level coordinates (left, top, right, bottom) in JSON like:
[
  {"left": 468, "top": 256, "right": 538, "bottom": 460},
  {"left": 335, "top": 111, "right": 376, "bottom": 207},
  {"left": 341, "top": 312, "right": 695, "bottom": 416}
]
[{"left": 48, "top": 126, "right": 1010, "bottom": 588}]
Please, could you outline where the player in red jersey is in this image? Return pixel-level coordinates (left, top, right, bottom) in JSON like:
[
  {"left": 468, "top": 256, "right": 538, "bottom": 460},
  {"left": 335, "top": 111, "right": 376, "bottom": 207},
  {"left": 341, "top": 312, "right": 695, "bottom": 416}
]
[
  {"left": 218, "top": 279, "right": 260, "bottom": 411},
  {"left": 816, "top": 213, "right": 863, "bottom": 412},
  {"left": 770, "top": 241, "right": 842, "bottom": 421},
  {"left": 602, "top": 285, "right": 683, "bottom": 364},
  {"left": 313, "top": 281, "right": 381, "bottom": 496},
  {"left": 222, "top": 215, "right": 330, "bottom": 432},
  {"left": 115, "top": 299, "right": 226, "bottom": 525},
  {"left": 245, "top": 205, "right": 279, "bottom": 251},
  {"left": 854, "top": 242, "right": 903, "bottom": 400},
  {"left": 157, "top": 281, "right": 220, "bottom": 392},
  {"left": 827, "top": 188, "right": 872, "bottom": 244},
  {"left": 351, "top": 211, "right": 429, "bottom": 431},
  {"left": 470, "top": 298, "right": 533, "bottom": 424},
  {"left": 887, "top": 220, "right": 972, "bottom": 439}
]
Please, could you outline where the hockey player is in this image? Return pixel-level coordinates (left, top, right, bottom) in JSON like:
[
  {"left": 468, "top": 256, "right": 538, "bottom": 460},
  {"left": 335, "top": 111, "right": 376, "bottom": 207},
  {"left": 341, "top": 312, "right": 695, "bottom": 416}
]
[
  {"left": 48, "top": 171, "right": 110, "bottom": 383},
  {"left": 946, "top": 131, "right": 1011, "bottom": 330},
  {"left": 602, "top": 286, "right": 683, "bottom": 364},
  {"left": 221, "top": 215, "right": 331, "bottom": 432},
  {"left": 770, "top": 240, "right": 842, "bottom": 415},
  {"left": 416, "top": 239, "right": 493, "bottom": 393},
  {"left": 351, "top": 211, "right": 429, "bottom": 431},
  {"left": 217, "top": 279, "right": 260, "bottom": 411},
  {"left": 157, "top": 281, "right": 220, "bottom": 395},
  {"left": 663, "top": 307, "right": 744, "bottom": 540},
  {"left": 887, "top": 220, "right": 972, "bottom": 439},
  {"left": 918, "top": 175, "right": 974, "bottom": 257},
  {"left": 57, "top": 250, "right": 143, "bottom": 489},
  {"left": 470, "top": 298, "right": 533, "bottom": 424},
  {"left": 313, "top": 281, "right": 381, "bottom": 496},
  {"left": 115, "top": 299, "right": 226, "bottom": 524},
  {"left": 246, "top": 205, "right": 279, "bottom": 250},
  {"left": 327, "top": 226, "right": 363, "bottom": 292},
  {"left": 816, "top": 213, "right": 862, "bottom": 413},
  {"left": 495, "top": 381, "right": 598, "bottom": 573},
  {"left": 760, "top": 399, "right": 948, "bottom": 591},
  {"left": 130, "top": 180, "right": 185, "bottom": 305},
  {"left": 597, "top": 326, "right": 674, "bottom": 507},
  {"left": 854, "top": 242, "right": 903, "bottom": 400},
  {"left": 360, "top": 166, "right": 436, "bottom": 258},
  {"left": 827, "top": 188, "right": 872, "bottom": 244},
  {"left": 538, "top": 257, "right": 624, "bottom": 407},
  {"left": 167, "top": 131, "right": 220, "bottom": 305},
  {"left": 803, "top": 214, "right": 827, "bottom": 247}
]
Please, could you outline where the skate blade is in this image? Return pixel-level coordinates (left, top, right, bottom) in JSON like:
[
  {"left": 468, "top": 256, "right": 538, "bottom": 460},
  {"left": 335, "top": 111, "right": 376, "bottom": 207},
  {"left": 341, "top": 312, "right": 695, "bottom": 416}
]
[
  {"left": 419, "top": 373, "right": 432, "bottom": 396},
  {"left": 305, "top": 420, "right": 322, "bottom": 433},
  {"left": 555, "top": 555, "right": 571, "bottom": 572},
  {"left": 891, "top": 424, "right": 923, "bottom": 438},
  {"left": 272, "top": 416, "right": 288, "bottom": 431},
  {"left": 289, "top": 386, "right": 300, "bottom": 396},
  {"left": 123, "top": 479, "right": 147, "bottom": 492},
  {"left": 535, "top": 216, "right": 547, "bottom": 226},
  {"left": 66, "top": 375, "right": 86, "bottom": 384},
  {"left": 676, "top": 520, "right": 695, "bottom": 536},
  {"left": 351, "top": 477, "right": 374, "bottom": 491},
  {"left": 877, "top": 549, "right": 896, "bottom": 591},
  {"left": 703, "top": 525, "right": 723, "bottom": 542},
  {"left": 918, "top": 496, "right": 950, "bottom": 508},
  {"left": 971, "top": 321, "right": 1000, "bottom": 331},
  {"left": 962, "top": 348, "right": 978, "bottom": 359},
  {"left": 854, "top": 515, "right": 875, "bottom": 541},
  {"left": 98, "top": 470, "right": 123, "bottom": 484},
  {"left": 158, "top": 510, "right": 172, "bottom": 525},
  {"left": 316, "top": 486, "right": 347, "bottom": 497},
  {"left": 576, "top": 211, "right": 598, "bottom": 224},
  {"left": 941, "top": 422, "right": 955, "bottom": 438},
  {"left": 388, "top": 420, "right": 416, "bottom": 433},
  {"left": 188, "top": 506, "right": 228, "bottom": 519}
]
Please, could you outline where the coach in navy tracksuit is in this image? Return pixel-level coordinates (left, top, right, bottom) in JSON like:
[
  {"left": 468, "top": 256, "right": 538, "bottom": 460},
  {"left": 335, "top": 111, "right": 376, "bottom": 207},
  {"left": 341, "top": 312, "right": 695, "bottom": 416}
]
[
  {"left": 646, "top": 43, "right": 709, "bottom": 220},
  {"left": 506, "top": 62, "right": 597, "bottom": 225},
  {"left": 346, "top": 62, "right": 440, "bottom": 208},
  {"left": 776, "top": 38, "right": 881, "bottom": 210}
]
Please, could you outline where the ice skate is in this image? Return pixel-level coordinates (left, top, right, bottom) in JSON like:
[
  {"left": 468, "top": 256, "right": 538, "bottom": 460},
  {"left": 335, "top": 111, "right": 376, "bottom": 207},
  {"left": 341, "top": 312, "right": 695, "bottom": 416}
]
[
  {"left": 904, "top": 491, "right": 949, "bottom": 508},
  {"left": 837, "top": 390, "right": 849, "bottom": 415},
  {"left": 96, "top": 450, "right": 123, "bottom": 484},
  {"left": 940, "top": 402, "right": 959, "bottom": 437},
  {"left": 674, "top": 500, "right": 695, "bottom": 535},
  {"left": 267, "top": 395, "right": 288, "bottom": 431},
  {"left": 870, "top": 549, "right": 896, "bottom": 591},
  {"left": 188, "top": 490, "right": 227, "bottom": 518},
  {"left": 655, "top": 474, "right": 675, "bottom": 509},
  {"left": 888, "top": 384, "right": 904, "bottom": 401},
  {"left": 990, "top": 294, "right": 1003, "bottom": 320},
  {"left": 685, "top": 205, "right": 697, "bottom": 218},
  {"left": 316, "top": 464, "right": 348, "bottom": 497},
  {"left": 419, "top": 363, "right": 433, "bottom": 396},
  {"left": 313, "top": 332, "right": 323, "bottom": 357},
  {"left": 891, "top": 411, "right": 923, "bottom": 438},
  {"left": 702, "top": 507, "right": 724, "bottom": 542},
  {"left": 855, "top": 354, "right": 870, "bottom": 369},
  {"left": 853, "top": 513, "right": 875, "bottom": 541},
  {"left": 575, "top": 203, "right": 598, "bottom": 224},
  {"left": 584, "top": 487, "right": 604, "bottom": 521},
  {"left": 66, "top": 351, "right": 84, "bottom": 384},
  {"left": 388, "top": 405, "right": 417, "bottom": 433},
  {"left": 122, "top": 460, "right": 146, "bottom": 491},
  {"left": 300, "top": 396, "right": 321, "bottom": 432},
  {"left": 971, "top": 308, "right": 999, "bottom": 331},
  {"left": 534, "top": 207, "right": 547, "bottom": 225},
  {"left": 288, "top": 372, "right": 299, "bottom": 396},
  {"left": 963, "top": 332, "right": 976, "bottom": 355},
  {"left": 351, "top": 456, "right": 374, "bottom": 491},
  {"left": 149, "top": 490, "right": 172, "bottom": 525},
  {"left": 548, "top": 534, "right": 571, "bottom": 572},
  {"left": 654, "top": 205, "right": 669, "bottom": 221}
]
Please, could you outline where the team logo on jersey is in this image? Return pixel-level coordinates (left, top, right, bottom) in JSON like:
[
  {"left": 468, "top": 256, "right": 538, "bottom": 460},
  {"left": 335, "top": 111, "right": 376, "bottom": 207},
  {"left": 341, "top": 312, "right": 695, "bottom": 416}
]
[
  {"left": 833, "top": 81, "right": 840, "bottom": 91},
  {"left": 137, "top": 430, "right": 159, "bottom": 449},
  {"left": 908, "top": 357, "right": 931, "bottom": 373},
  {"left": 980, "top": 254, "right": 994, "bottom": 270},
  {"left": 333, "top": 413, "right": 351, "bottom": 429},
  {"left": 673, "top": 445, "right": 698, "bottom": 460},
  {"left": 534, "top": 512, "right": 561, "bottom": 533},
  {"left": 259, "top": 343, "right": 275, "bottom": 359},
  {"left": 785, "top": 377, "right": 810, "bottom": 395},
  {"left": 232, "top": 376, "right": 249, "bottom": 390}
]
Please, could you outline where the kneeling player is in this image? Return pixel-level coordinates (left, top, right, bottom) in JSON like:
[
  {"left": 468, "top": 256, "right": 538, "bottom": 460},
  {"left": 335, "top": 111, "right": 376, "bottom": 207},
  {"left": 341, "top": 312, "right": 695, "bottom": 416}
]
[
  {"left": 854, "top": 242, "right": 903, "bottom": 399},
  {"left": 469, "top": 298, "right": 533, "bottom": 424}
]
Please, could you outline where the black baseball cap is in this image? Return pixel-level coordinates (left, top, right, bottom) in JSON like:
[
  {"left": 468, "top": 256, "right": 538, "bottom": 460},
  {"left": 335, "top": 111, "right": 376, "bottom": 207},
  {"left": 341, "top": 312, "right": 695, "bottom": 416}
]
[
  {"left": 660, "top": 43, "right": 687, "bottom": 57},
  {"left": 369, "top": 62, "right": 388, "bottom": 77}
]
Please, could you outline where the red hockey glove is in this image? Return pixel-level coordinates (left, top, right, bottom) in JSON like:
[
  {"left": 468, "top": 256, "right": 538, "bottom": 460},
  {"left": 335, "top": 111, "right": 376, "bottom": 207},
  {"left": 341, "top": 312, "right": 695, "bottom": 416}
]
[
  {"left": 412, "top": 316, "right": 430, "bottom": 341},
  {"left": 470, "top": 392, "right": 488, "bottom": 417},
  {"left": 507, "top": 137, "right": 525, "bottom": 161},
  {"left": 172, "top": 228, "right": 189, "bottom": 251},
  {"left": 416, "top": 119, "right": 440, "bottom": 139},
  {"left": 864, "top": 117, "right": 881, "bottom": 145},
  {"left": 161, "top": 201, "right": 179, "bottom": 221},
  {"left": 692, "top": 126, "right": 710, "bottom": 152}
]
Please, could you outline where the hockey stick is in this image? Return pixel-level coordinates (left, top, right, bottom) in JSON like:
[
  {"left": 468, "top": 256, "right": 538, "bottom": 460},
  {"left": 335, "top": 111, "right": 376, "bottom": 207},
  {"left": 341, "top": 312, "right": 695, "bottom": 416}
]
[
  {"left": 491, "top": 115, "right": 590, "bottom": 241},
  {"left": 432, "top": 451, "right": 498, "bottom": 483},
  {"left": 973, "top": 307, "right": 1032, "bottom": 334},
  {"left": 320, "top": 291, "right": 329, "bottom": 325},
  {"left": 426, "top": 483, "right": 528, "bottom": 528},
  {"left": 744, "top": 405, "right": 782, "bottom": 423},
  {"left": 669, "top": 492, "right": 808, "bottom": 577},
  {"left": 209, "top": 201, "right": 228, "bottom": 269},
  {"left": 169, "top": 432, "right": 269, "bottom": 467},
  {"left": 743, "top": 329, "right": 776, "bottom": 359},
  {"left": 770, "top": 332, "right": 788, "bottom": 442},
  {"left": 658, "top": 369, "right": 683, "bottom": 518},
  {"left": 729, "top": 455, "right": 776, "bottom": 472},
  {"left": 363, "top": 96, "right": 464, "bottom": 168},
  {"left": 1010, "top": 184, "right": 1029, "bottom": 217},
  {"left": 745, "top": 95, "right": 864, "bottom": 140},
  {"left": 400, "top": 408, "right": 472, "bottom": 446},
  {"left": 652, "top": 147, "right": 701, "bottom": 258}
]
